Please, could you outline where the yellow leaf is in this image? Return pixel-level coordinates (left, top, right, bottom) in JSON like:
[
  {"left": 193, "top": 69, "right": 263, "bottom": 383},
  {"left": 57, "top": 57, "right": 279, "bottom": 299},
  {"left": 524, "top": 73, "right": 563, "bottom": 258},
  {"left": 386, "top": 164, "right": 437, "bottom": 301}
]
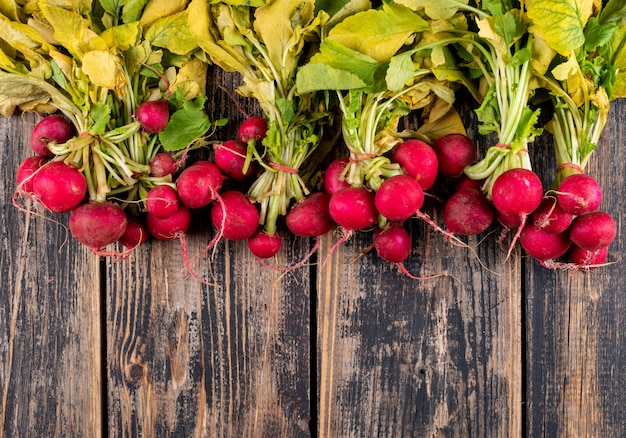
[
  {"left": 100, "top": 21, "right": 141, "bottom": 51},
  {"left": 140, "top": 0, "right": 188, "bottom": 28},
  {"left": 81, "top": 50, "right": 123, "bottom": 90},
  {"left": 169, "top": 57, "right": 207, "bottom": 99},
  {"left": 551, "top": 54, "right": 578, "bottom": 81}
]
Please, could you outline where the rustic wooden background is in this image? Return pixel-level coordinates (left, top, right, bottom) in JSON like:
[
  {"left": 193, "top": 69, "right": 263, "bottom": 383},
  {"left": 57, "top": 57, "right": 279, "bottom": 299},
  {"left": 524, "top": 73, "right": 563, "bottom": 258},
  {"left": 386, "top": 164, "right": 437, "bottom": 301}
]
[{"left": 1, "top": 67, "right": 625, "bottom": 437}]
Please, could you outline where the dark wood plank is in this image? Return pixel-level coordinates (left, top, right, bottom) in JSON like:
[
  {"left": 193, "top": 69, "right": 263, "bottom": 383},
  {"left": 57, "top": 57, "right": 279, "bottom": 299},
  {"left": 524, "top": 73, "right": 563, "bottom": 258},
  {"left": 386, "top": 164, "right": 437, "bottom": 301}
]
[
  {"left": 317, "top": 211, "right": 523, "bottom": 436},
  {"left": 525, "top": 98, "right": 626, "bottom": 437},
  {"left": 0, "top": 114, "right": 103, "bottom": 437},
  {"left": 106, "top": 65, "right": 312, "bottom": 437}
]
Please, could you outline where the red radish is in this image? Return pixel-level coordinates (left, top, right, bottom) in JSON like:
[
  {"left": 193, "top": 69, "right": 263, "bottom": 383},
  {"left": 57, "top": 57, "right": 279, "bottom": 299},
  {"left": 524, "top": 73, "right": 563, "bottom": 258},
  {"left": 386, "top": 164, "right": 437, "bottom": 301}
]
[
  {"left": 210, "top": 190, "right": 259, "bottom": 240},
  {"left": 286, "top": 192, "right": 335, "bottom": 237},
  {"left": 30, "top": 114, "right": 75, "bottom": 157},
  {"left": 16, "top": 156, "right": 48, "bottom": 193},
  {"left": 569, "top": 245, "right": 609, "bottom": 268},
  {"left": 432, "top": 133, "right": 477, "bottom": 178},
  {"left": 146, "top": 204, "right": 191, "bottom": 240},
  {"left": 176, "top": 161, "right": 225, "bottom": 209},
  {"left": 455, "top": 176, "right": 484, "bottom": 192},
  {"left": 247, "top": 229, "right": 282, "bottom": 258},
  {"left": 214, "top": 140, "right": 256, "bottom": 180},
  {"left": 329, "top": 186, "right": 378, "bottom": 231},
  {"left": 444, "top": 188, "right": 494, "bottom": 235},
  {"left": 32, "top": 161, "right": 87, "bottom": 213},
  {"left": 136, "top": 99, "right": 169, "bottom": 133},
  {"left": 532, "top": 197, "right": 573, "bottom": 234},
  {"left": 568, "top": 211, "right": 616, "bottom": 251},
  {"left": 145, "top": 185, "right": 179, "bottom": 219},
  {"left": 374, "top": 175, "right": 424, "bottom": 222},
  {"left": 69, "top": 202, "right": 128, "bottom": 249},
  {"left": 556, "top": 173, "right": 602, "bottom": 215},
  {"left": 520, "top": 225, "right": 571, "bottom": 260},
  {"left": 497, "top": 211, "right": 523, "bottom": 229},
  {"left": 373, "top": 222, "right": 412, "bottom": 264},
  {"left": 118, "top": 217, "right": 149, "bottom": 248},
  {"left": 391, "top": 139, "right": 438, "bottom": 190},
  {"left": 323, "top": 157, "right": 351, "bottom": 195},
  {"left": 149, "top": 153, "right": 177, "bottom": 177},
  {"left": 491, "top": 168, "right": 543, "bottom": 218},
  {"left": 238, "top": 116, "right": 268, "bottom": 143}
]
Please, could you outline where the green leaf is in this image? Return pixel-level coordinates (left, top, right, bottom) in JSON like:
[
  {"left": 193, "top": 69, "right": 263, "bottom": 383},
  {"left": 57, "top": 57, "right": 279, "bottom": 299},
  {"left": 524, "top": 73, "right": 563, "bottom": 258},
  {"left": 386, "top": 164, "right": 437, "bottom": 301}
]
[
  {"left": 307, "top": 39, "right": 383, "bottom": 86},
  {"left": 99, "top": 0, "right": 122, "bottom": 16},
  {"left": 89, "top": 101, "right": 111, "bottom": 135},
  {"left": 145, "top": 10, "right": 198, "bottom": 55},
  {"left": 583, "top": 17, "right": 618, "bottom": 53},
  {"left": 598, "top": 0, "right": 626, "bottom": 24},
  {"left": 394, "top": 0, "right": 469, "bottom": 20},
  {"left": 159, "top": 95, "right": 212, "bottom": 151},
  {"left": 296, "top": 62, "right": 366, "bottom": 93},
  {"left": 527, "top": 0, "right": 593, "bottom": 56},
  {"left": 493, "top": 11, "right": 523, "bottom": 46},
  {"left": 121, "top": 0, "right": 148, "bottom": 23},
  {"left": 386, "top": 51, "right": 417, "bottom": 92},
  {"left": 326, "top": 2, "right": 429, "bottom": 62}
]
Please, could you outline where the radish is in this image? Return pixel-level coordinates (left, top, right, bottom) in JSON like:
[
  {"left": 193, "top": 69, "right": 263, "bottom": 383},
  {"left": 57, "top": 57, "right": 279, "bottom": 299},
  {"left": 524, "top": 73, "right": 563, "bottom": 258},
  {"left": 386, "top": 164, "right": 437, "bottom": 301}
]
[
  {"left": 214, "top": 139, "right": 256, "bottom": 180},
  {"left": 247, "top": 229, "right": 282, "bottom": 258},
  {"left": 238, "top": 115, "right": 268, "bottom": 144},
  {"left": 532, "top": 197, "right": 573, "bottom": 234},
  {"left": 323, "top": 157, "right": 351, "bottom": 195},
  {"left": 491, "top": 168, "right": 543, "bottom": 218},
  {"left": 16, "top": 156, "right": 48, "bottom": 193},
  {"left": 149, "top": 153, "right": 177, "bottom": 177},
  {"left": 30, "top": 114, "right": 75, "bottom": 157},
  {"left": 69, "top": 201, "right": 128, "bottom": 250},
  {"left": 210, "top": 190, "right": 260, "bottom": 240},
  {"left": 497, "top": 211, "right": 523, "bottom": 229},
  {"left": 391, "top": 139, "right": 438, "bottom": 190},
  {"left": 118, "top": 217, "right": 149, "bottom": 249},
  {"left": 374, "top": 174, "right": 424, "bottom": 222},
  {"left": 32, "top": 161, "right": 87, "bottom": 213},
  {"left": 136, "top": 99, "right": 170, "bottom": 133},
  {"left": 432, "top": 133, "right": 477, "bottom": 178},
  {"left": 175, "top": 161, "right": 225, "bottom": 209},
  {"left": 556, "top": 173, "right": 602, "bottom": 215},
  {"left": 519, "top": 225, "right": 571, "bottom": 261},
  {"left": 455, "top": 176, "right": 484, "bottom": 192},
  {"left": 145, "top": 185, "right": 179, "bottom": 219},
  {"left": 569, "top": 245, "right": 609, "bottom": 268},
  {"left": 285, "top": 192, "right": 335, "bottom": 237},
  {"left": 568, "top": 211, "right": 616, "bottom": 251},
  {"left": 373, "top": 222, "right": 412, "bottom": 264},
  {"left": 444, "top": 188, "right": 494, "bottom": 235},
  {"left": 146, "top": 204, "right": 191, "bottom": 240},
  {"left": 329, "top": 186, "right": 378, "bottom": 231}
]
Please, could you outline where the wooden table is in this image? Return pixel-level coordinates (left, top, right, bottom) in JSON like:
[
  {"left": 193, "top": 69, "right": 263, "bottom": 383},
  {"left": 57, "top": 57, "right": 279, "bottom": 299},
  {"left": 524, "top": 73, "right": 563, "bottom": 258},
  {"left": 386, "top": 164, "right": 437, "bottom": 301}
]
[{"left": 2, "top": 69, "right": 625, "bottom": 437}]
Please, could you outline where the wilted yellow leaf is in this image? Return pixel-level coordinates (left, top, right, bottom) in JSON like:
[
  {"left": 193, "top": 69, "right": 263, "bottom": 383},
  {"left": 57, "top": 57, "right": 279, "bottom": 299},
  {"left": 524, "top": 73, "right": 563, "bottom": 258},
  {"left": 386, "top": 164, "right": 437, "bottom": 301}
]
[
  {"left": 82, "top": 50, "right": 124, "bottom": 90},
  {"left": 140, "top": 0, "right": 188, "bottom": 27},
  {"left": 169, "top": 57, "right": 207, "bottom": 99}
]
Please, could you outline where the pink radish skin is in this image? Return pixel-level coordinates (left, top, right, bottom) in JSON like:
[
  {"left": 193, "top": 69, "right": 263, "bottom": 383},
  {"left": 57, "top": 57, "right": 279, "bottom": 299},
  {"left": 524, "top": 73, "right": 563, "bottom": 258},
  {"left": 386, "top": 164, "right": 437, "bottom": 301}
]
[
  {"left": 69, "top": 202, "right": 128, "bottom": 249},
  {"left": 16, "top": 156, "right": 48, "bottom": 193},
  {"left": 373, "top": 222, "right": 412, "bottom": 264},
  {"left": 374, "top": 175, "right": 424, "bottom": 222},
  {"left": 568, "top": 211, "right": 616, "bottom": 251},
  {"left": 323, "top": 157, "right": 351, "bottom": 195},
  {"left": 145, "top": 185, "right": 179, "bottom": 219},
  {"left": 248, "top": 229, "right": 282, "bottom": 258},
  {"left": 556, "top": 173, "right": 602, "bottom": 215},
  {"left": 569, "top": 245, "right": 609, "bottom": 268},
  {"left": 176, "top": 161, "right": 225, "bottom": 209},
  {"left": 520, "top": 225, "right": 571, "bottom": 260},
  {"left": 444, "top": 188, "right": 494, "bottom": 235},
  {"left": 146, "top": 204, "right": 191, "bottom": 240},
  {"left": 30, "top": 115, "right": 75, "bottom": 157},
  {"left": 32, "top": 161, "right": 87, "bottom": 213},
  {"left": 238, "top": 116, "right": 268, "bottom": 143},
  {"left": 149, "top": 153, "right": 177, "bottom": 177},
  {"left": 532, "top": 197, "right": 573, "bottom": 234},
  {"left": 286, "top": 192, "right": 335, "bottom": 237},
  {"left": 432, "top": 133, "right": 477, "bottom": 178},
  {"left": 391, "top": 139, "right": 438, "bottom": 190},
  {"left": 497, "top": 211, "right": 523, "bottom": 229},
  {"left": 118, "top": 217, "right": 149, "bottom": 248},
  {"left": 214, "top": 140, "right": 256, "bottom": 180},
  {"left": 136, "top": 100, "right": 169, "bottom": 133},
  {"left": 492, "top": 168, "right": 543, "bottom": 218},
  {"left": 329, "top": 187, "right": 378, "bottom": 231},
  {"left": 210, "top": 190, "right": 259, "bottom": 240}
]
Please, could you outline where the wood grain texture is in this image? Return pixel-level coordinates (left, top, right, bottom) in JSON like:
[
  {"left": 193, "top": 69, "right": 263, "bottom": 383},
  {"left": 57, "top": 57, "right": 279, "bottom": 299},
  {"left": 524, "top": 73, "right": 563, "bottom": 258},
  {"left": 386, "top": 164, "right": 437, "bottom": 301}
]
[
  {"left": 0, "top": 114, "right": 103, "bottom": 437},
  {"left": 317, "top": 215, "right": 523, "bottom": 437},
  {"left": 525, "top": 98, "right": 626, "bottom": 438}
]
